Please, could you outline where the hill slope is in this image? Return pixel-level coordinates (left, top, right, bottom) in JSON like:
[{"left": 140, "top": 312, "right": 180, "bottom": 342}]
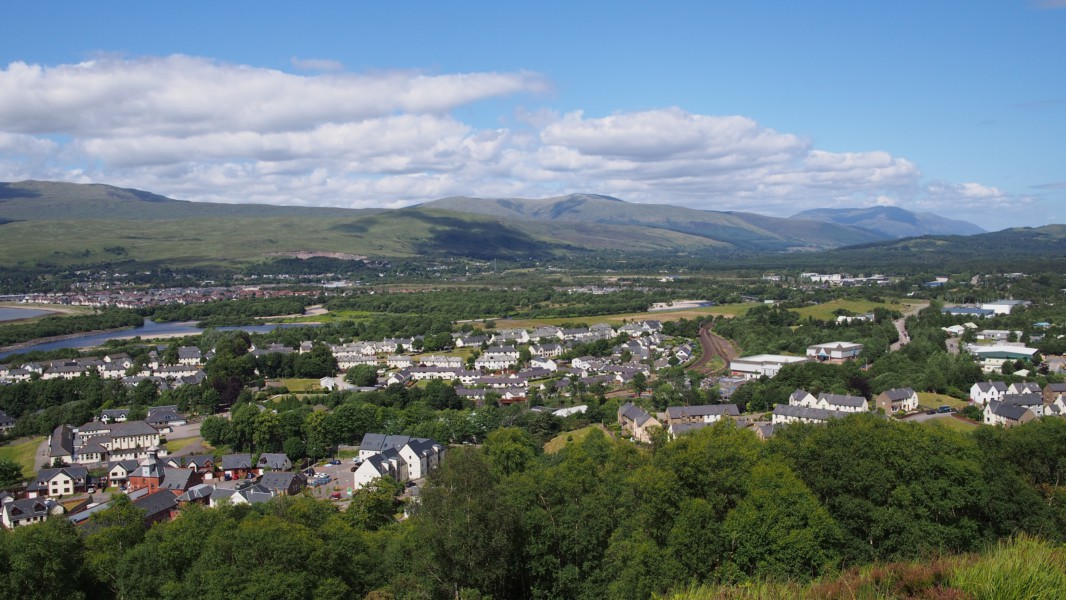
[
  {"left": 423, "top": 194, "right": 887, "bottom": 251},
  {"left": 0, "top": 180, "right": 369, "bottom": 220},
  {"left": 792, "top": 206, "right": 985, "bottom": 238}
]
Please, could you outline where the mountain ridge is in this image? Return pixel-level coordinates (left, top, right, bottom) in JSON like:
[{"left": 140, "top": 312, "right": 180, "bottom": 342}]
[{"left": 792, "top": 205, "right": 985, "bottom": 238}]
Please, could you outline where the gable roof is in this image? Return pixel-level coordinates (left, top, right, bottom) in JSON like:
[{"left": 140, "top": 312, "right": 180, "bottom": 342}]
[
  {"left": 619, "top": 402, "right": 654, "bottom": 427},
  {"left": 818, "top": 393, "right": 867, "bottom": 408},
  {"left": 664, "top": 404, "right": 740, "bottom": 419},
  {"left": 257, "top": 453, "right": 291, "bottom": 470},
  {"left": 132, "top": 489, "right": 178, "bottom": 519},
  {"left": 221, "top": 453, "right": 253, "bottom": 470},
  {"left": 259, "top": 471, "right": 306, "bottom": 492},
  {"left": 882, "top": 387, "right": 917, "bottom": 401}
]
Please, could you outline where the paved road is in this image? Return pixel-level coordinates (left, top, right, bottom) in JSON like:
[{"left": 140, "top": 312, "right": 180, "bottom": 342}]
[{"left": 891, "top": 318, "right": 911, "bottom": 351}]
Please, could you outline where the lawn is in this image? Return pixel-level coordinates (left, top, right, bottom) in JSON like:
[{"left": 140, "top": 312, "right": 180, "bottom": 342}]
[
  {"left": 917, "top": 392, "right": 970, "bottom": 411},
  {"left": 165, "top": 436, "right": 205, "bottom": 454},
  {"left": 544, "top": 424, "right": 607, "bottom": 454},
  {"left": 280, "top": 378, "right": 323, "bottom": 392},
  {"left": 924, "top": 416, "right": 980, "bottom": 432},
  {"left": 493, "top": 304, "right": 752, "bottom": 331},
  {"left": 0, "top": 436, "right": 45, "bottom": 477},
  {"left": 794, "top": 298, "right": 904, "bottom": 322}
]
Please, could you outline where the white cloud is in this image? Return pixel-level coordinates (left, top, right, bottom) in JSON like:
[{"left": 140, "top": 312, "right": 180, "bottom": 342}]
[{"left": 0, "top": 54, "right": 1028, "bottom": 223}]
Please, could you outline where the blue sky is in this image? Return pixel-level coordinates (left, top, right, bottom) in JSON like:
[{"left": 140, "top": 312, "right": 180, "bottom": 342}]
[{"left": 0, "top": 1, "right": 1063, "bottom": 230}]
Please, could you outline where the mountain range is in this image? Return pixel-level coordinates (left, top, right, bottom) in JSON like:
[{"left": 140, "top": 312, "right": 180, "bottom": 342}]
[{"left": 0, "top": 180, "right": 1028, "bottom": 269}]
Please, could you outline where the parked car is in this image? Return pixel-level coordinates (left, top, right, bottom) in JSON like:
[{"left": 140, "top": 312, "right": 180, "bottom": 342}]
[
  {"left": 330, "top": 491, "right": 342, "bottom": 500},
  {"left": 926, "top": 409, "right": 938, "bottom": 415},
  {"left": 328, "top": 459, "right": 341, "bottom": 466},
  {"left": 937, "top": 405, "right": 954, "bottom": 413}
]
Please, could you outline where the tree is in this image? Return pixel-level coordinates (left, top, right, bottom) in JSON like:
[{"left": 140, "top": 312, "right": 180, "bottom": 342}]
[
  {"left": 346, "top": 477, "right": 403, "bottom": 530},
  {"left": 0, "top": 518, "right": 90, "bottom": 599},
  {"left": 630, "top": 372, "right": 648, "bottom": 397},
  {"left": 483, "top": 427, "right": 538, "bottom": 476},
  {"left": 200, "top": 415, "right": 232, "bottom": 447},
  {"left": 0, "top": 459, "right": 23, "bottom": 487},
  {"left": 345, "top": 364, "right": 378, "bottom": 387},
  {"left": 83, "top": 495, "right": 147, "bottom": 593},
  {"left": 723, "top": 461, "right": 842, "bottom": 581},
  {"left": 417, "top": 448, "right": 520, "bottom": 597}
]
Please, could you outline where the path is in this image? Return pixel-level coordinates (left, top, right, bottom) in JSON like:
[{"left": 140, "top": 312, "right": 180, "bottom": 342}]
[
  {"left": 890, "top": 302, "right": 927, "bottom": 352},
  {"left": 692, "top": 325, "right": 739, "bottom": 374}
]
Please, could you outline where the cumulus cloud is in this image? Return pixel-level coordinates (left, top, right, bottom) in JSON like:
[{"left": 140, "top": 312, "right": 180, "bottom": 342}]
[{"left": 0, "top": 54, "right": 1025, "bottom": 223}]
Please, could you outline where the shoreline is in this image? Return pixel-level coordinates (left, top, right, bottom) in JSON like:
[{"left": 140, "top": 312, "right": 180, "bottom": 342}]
[{"left": 0, "top": 326, "right": 139, "bottom": 355}]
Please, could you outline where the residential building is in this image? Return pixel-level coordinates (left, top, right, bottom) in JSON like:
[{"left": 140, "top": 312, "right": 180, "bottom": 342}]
[
  {"left": 875, "top": 388, "right": 919, "bottom": 413},
  {"left": 617, "top": 402, "right": 662, "bottom": 443}
]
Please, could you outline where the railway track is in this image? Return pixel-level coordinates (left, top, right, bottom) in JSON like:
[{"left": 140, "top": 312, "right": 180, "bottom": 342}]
[{"left": 691, "top": 325, "right": 738, "bottom": 374}]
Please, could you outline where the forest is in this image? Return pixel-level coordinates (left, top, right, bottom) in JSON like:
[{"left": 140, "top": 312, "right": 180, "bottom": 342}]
[{"left": 2, "top": 417, "right": 1065, "bottom": 599}]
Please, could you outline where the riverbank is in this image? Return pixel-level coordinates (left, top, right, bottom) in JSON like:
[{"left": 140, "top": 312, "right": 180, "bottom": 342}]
[{"left": 0, "top": 325, "right": 141, "bottom": 356}]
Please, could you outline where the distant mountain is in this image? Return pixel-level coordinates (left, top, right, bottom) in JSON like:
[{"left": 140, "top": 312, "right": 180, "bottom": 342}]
[
  {"left": 791, "top": 206, "right": 985, "bottom": 238},
  {"left": 422, "top": 194, "right": 887, "bottom": 251},
  {"left": 0, "top": 180, "right": 369, "bottom": 220}
]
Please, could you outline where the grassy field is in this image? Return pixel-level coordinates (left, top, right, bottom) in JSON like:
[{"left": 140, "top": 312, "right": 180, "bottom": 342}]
[
  {"left": 794, "top": 298, "right": 904, "bottom": 322},
  {"left": 665, "top": 535, "right": 1066, "bottom": 600},
  {"left": 275, "top": 309, "right": 380, "bottom": 324},
  {"left": 280, "top": 378, "right": 324, "bottom": 392},
  {"left": 0, "top": 436, "right": 44, "bottom": 477},
  {"left": 544, "top": 424, "right": 606, "bottom": 454},
  {"left": 925, "top": 416, "right": 980, "bottom": 432},
  {"left": 164, "top": 436, "right": 204, "bottom": 454},
  {"left": 491, "top": 304, "right": 752, "bottom": 331},
  {"left": 917, "top": 392, "right": 970, "bottom": 411}
]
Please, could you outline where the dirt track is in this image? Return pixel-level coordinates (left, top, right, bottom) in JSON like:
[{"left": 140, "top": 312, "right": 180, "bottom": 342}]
[{"left": 692, "top": 325, "right": 738, "bottom": 374}]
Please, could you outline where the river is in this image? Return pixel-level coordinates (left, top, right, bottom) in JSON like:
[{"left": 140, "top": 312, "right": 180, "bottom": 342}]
[
  {"left": 0, "top": 319, "right": 319, "bottom": 360},
  {"left": 0, "top": 307, "right": 54, "bottom": 322}
]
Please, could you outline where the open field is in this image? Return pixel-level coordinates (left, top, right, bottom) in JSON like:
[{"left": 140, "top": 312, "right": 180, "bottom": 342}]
[
  {"left": 544, "top": 424, "right": 609, "bottom": 454},
  {"left": 918, "top": 392, "right": 970, "bottom": 411},
  {"left": 280, "top": 378, "right": 324, "bottom": 392},
  {"left": 794, "top": 298, "right": 905, "bottom": 321},
  {"left": 924, "top": 416, "right": 980, "bottom": 432},
  {"left": 0, "top": 436, "right": 45, "bottom": 477},
  {"left": 164, "top": 436, "right": 204, "bottom": 454}
]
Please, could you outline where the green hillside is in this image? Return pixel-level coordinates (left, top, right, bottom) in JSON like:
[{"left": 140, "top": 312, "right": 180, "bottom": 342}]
[{"left": 424, "top": 193, "right": 885, "bottom": 250}]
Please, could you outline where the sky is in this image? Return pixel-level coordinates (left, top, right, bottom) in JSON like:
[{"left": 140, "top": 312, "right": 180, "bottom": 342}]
[{"left": 0, "top": 1, "right": 1064, "bottom": 231}]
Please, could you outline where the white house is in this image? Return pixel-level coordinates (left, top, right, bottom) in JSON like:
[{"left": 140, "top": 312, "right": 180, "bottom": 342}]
[{"left": 970, "top": 381, "right": 1008, "bottom": 406}]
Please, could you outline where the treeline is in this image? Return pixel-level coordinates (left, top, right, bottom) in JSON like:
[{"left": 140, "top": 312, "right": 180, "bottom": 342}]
[
  {"left": 141, "top": 296, "right": 314, "bottom": 325},
  {"left": 199, "top": 383, "right": 599, "bottom": 462},
  {"left": 4, "top": 416, "right": 1064, "bottom": 599},
  {"left": 325, "top": 288, "right": 671, "bottom": 321},
  {"left": 0, "top": 309, "right": 143, "bottom": 347}
]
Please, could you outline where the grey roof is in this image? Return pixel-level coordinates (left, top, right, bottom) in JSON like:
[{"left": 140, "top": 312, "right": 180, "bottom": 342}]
[
  {"left": 100, "top": 409, "right": 129, "bottom": 419},
  {"left": 882, "top": 387, "right": 916, "bottom": 401},
  {"left": 36, "top": 465, "right": 89, "bottom": 484},
  {"left": 132, "top": 453, "right": 166, "bottom": 480},
  {"left": 670, "top": 422, "right": 711, "bottom": 435},
  {"left": 176, "top": 483, "right": 215, "bottom": 502},
  {"left": 358, "top": 433, "right": 412, "bottom": 454},
  {"left": 989, "top": 401, "right": 1033, "bottom": 422},
  {"left": 68, "top": 500, "right": 113, "bottom": 525},
  {"left": 665, "top": 404, "right": 740, "bottom": 419},
  {"left": 772, "top": 404, "right": 845, "bottom": 422},
  {"left": 166, "top": 454, "right": 213, "bottom": 469},
  {"left": 818, "top": 393, "right": 867, "bottom": 408},
  {"left": 3, "top": 497, "right": 56, "bottom": 524},
  {"left": 619, "top": 402, "right": 654, "bottom": 427},
  {"left": 108, "top": 459, "right": 140, "bottom": 474},
  {"left": 132, "top": 489, "right": 178, "bottom": 519},
  {"left": 161, "top": 468, "right": 195, "bottom": 491},
  {"left": 257, "top": 453, "right": 291, "bottom": 470},
  {"left": 50, "top": 424, "right": 75, "bottom": 457},
  {"left": 1044, "top": 383, "right": 1066, "bottom": 393},
  {"left": 259, "top": 471, "right": 306, "bottom": 493},
  {"left": 975, "top": 381, "right": 1008, "bottom": 393},
  {"left": 1001, "top": 393, "right": 1043, "bottom": 407},
  {"left": 109, "top": 420, "right": 159, "bottom": 437},
  {"left": 221, "top": 453, "right": 253, "bottom": 470}
]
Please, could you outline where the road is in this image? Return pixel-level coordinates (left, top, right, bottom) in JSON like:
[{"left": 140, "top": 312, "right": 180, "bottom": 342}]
[
  {"left": 891, "top": 318, "right": 911, "bottom": 351},
  {"left": 692, "top": 325, "right": 739, "bottom": 374}
]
